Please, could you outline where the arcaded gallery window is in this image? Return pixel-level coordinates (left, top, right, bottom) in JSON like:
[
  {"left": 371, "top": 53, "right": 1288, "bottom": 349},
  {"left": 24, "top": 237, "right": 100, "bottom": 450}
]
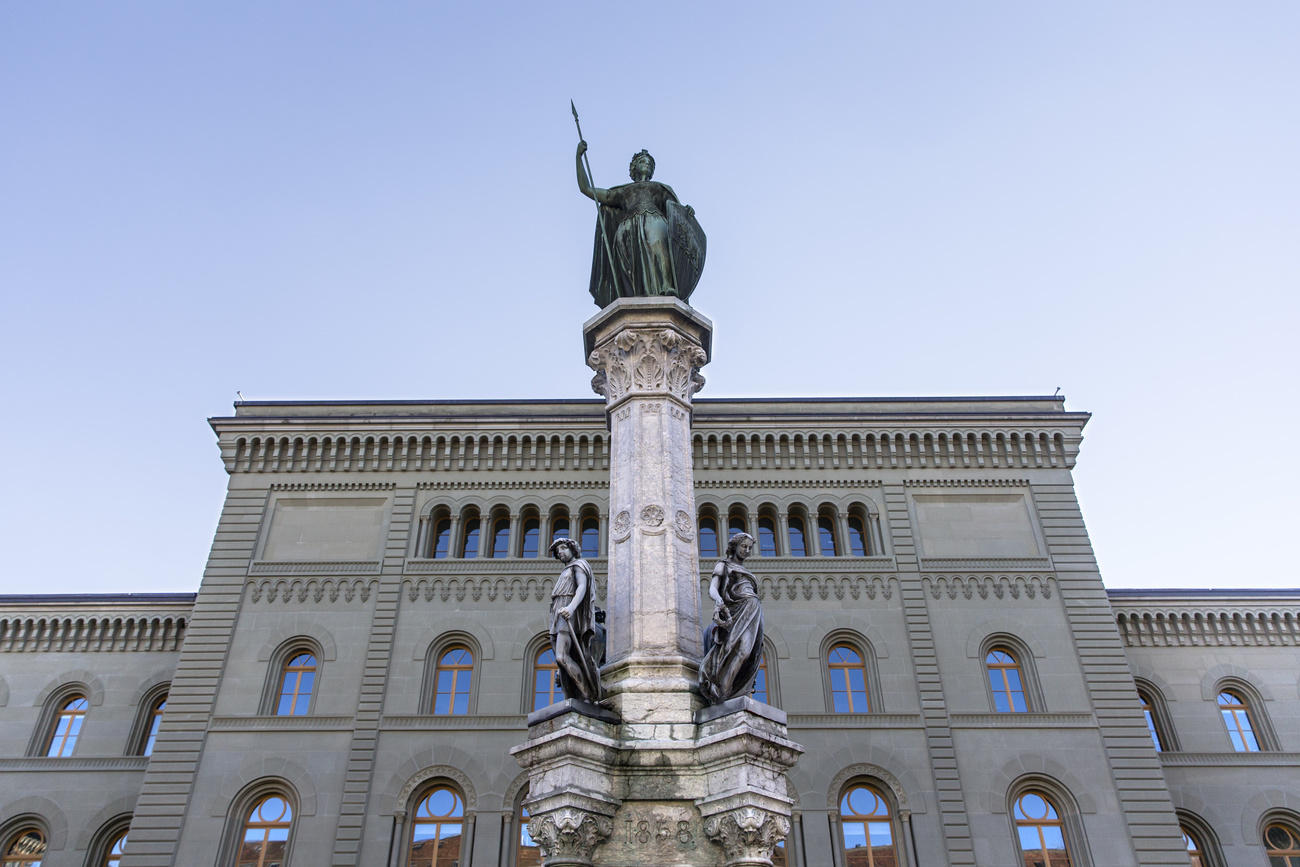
[
  {"left": 407, "top": 785, "right": 464, "bottom": 867},
  {"left": 491, "top": 513, "right": 511, "bottom": 558},
  {"left": 1217, "top": 689, "right": 1262, "bottom": 751},
  {"left": 757, "top": 509, "right": 779, "bottom": 556},
  {"left": 429, "top": 512, "right": 452, "bottom": 558},
  {"left": 236, "top": 795, "right": 294, "bottom": 867},
  {"left": 786, "top": 513, "right": 808, "bottom": 557},
  {"left": 580, "top": 512, "right": 600, "bottom": 557},
  {"left": 275, "top": 652, "right": 318, "bottom": 716},
  {"left": 44, "top": 694, "right": 88, "bottom": 757},
  {"left": 460, "top": 511, "right": 481, "bottom": 558},
  {"left": 698, "top": 512, "right": 719, "bottom": 558},
  {"left": 828, "top": 644, "right": 870, "bottom": 713},
  {"left": 1012, "top": 791, "right": 1073, "bottom": 867},
  {"left": 0, "top": 828, "right": 45, "bottom": 866},
  {"left": 1265, "top": 819, "right": 1300, "bottom": 866},
  {"left": 521, "top": 511, "right": 541, "bottom": 557},
  {"left": 817, "top": 508, "right": 838, "bottom": 555},
  {"left": 846, "top": 512, "right": 869, "bottom": 556},
  {"left": 838, "top": 783, "right": 900, "bottom": 866},
  {"left": 433, "top": 645, "right": 474, "bottom": 715},
  {"left": 986, "top": 647, "right": 1029, "bottom": 713},
  {"left": 532, "top": 645, "right": 561, "bottom": 710}
]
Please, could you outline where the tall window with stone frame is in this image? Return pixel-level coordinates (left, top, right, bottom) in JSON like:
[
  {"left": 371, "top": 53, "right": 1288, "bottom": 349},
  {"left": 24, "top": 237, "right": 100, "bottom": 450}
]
[
  {"left": 1218, "top": 688, "right": 1263, "bottom": 751},
  {"left": 837, "top": 782, "right": 901, "bottom": 866},
  {"left": 698, "top": 509, "right": 720, "bottom": 558},
  {"left": 1012, "top": 790, "right": 1074, "bottom": 866},
  {"left": 786, "top": 510, "right": 808, "bottom": 557},
  {"left": 1175, "top": 811, "right": 1225, "bottom": 867},
  {"left": 0, "top": 827, "right": 45, "bottom": 866},
  {"left": 131, "top": 685, "right": 169, "bottom": 757},
  {"left": 985, "top": 646, "right": 1030, "bottom": 713},
  {"left": 520, "top": 508, "right": 541, "bottom": 557},
  {"left": 1134, "top": 681, "right": 1178, "bottom": 753},
  {"left": 826, "top": 643, "right": 871, "bottom": 713},
  {"left": 460, "top": 507, "right": 481, "bottom": 558},
  {"left": 432, "top": 645, "right": 474, "bottom": 715},
  {"left": 273, "top": 650, "right": 318, "bottom": 716},
  {"left": 406, "top": 784, "right": 464, "bottom": 867},
  {"left": 43, "top": 693, "right": 88, "bottom": 756},
  {"left": 816, "top": 506, "right": 839, "bottom": 555},
  {"left": 489, "top": 510, "right": 511, "bottom": 558},
  {"left": 428, "top": 508, "right": 452, "bottom": 558},
  {"left": 532, "top": 645, "right": 561, "bottom": 710},
  {"left": 757, "top": 505, "right": 780, "bottom": 556},
  {"left": 580, "top": 509, "right": 600, "bottom": 558}
]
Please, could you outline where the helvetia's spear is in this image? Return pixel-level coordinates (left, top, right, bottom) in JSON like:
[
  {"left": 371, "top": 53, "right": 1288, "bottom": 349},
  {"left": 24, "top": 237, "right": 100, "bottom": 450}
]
[{"left": 571, "top": 100, "right": 623, "bottom": 299}]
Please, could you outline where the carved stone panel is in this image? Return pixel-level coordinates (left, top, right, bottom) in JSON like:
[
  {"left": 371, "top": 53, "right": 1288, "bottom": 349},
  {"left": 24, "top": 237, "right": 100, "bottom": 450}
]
[{"left": 594, "top": 801, "right": 712, "bottom": 867}]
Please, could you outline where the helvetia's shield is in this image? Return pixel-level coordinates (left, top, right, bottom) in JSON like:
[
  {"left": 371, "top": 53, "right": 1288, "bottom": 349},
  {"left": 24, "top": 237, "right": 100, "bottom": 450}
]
[{"left": 666, "top": 200, "right": 706, "bottom": 303}]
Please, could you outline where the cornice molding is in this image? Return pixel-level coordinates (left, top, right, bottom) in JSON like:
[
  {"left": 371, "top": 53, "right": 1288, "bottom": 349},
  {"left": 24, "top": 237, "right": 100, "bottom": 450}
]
[
  {"left": 1160, "top": 752, "right": 1300, "bottom": 767},
  {"left": 0, "top": 613, "right": 188, "bottom": 653},
  {"left": 1115, "top": 607, "right": 1300, "bottom": 647},
  {"left": 268, "top": 482, "right": 395, "bottom": 491},
  {"left": 786, "top": 713, "right": 922, "bottom": 728},
  {"left": 381, "top": 714, "right": 527, "bottom": 730},
  {"left": 0, "top": 756, "right": 149, "bottom": 772},
  {"left": 949, "top": 712, "right": 1097, "bottom": 728},
  {"left": 920, "top": 557, "right": 1052, "bottom": 571},
  {"left": 248, "top": 561, "right": 381, "bottom": 576},
  {"left": 209, "top": 715, "right": 355, "bottom": 732},
  {"left": 903, "top": 478, "right": 1030, "bottom": 487}
]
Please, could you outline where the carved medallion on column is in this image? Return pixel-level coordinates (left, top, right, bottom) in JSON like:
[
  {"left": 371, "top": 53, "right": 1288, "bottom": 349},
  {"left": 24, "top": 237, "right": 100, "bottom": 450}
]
[
  {"left": 702, "top": 806, "right": 791, "bottom": 867},
  {"left": 588, "top": 327, "right": 707, "bottom": 405},
  {"left": 528, "top": 807, "right": 615, "bottom": 867}
]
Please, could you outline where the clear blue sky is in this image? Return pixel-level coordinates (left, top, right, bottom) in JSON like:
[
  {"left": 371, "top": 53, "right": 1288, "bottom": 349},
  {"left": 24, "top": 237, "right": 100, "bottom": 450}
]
[{"left": 2, "top": 2, "right": 1296, "bottom": 594}]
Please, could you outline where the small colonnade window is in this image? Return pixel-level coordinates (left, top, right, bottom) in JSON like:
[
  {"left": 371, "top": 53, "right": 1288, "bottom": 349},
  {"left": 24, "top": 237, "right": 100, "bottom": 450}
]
[
  {"left": 697, "top": 502, "right": 882, "bottom": 558},
  {"left": 423, "top": 504, "right": 603, "bottom": 559}
]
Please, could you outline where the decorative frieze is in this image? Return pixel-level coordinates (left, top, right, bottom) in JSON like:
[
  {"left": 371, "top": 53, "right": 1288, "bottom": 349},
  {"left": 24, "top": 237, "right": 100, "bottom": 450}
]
[
  {"left": 245, "top": 577, "right": 377, "bottom": 605},
  {"left": 921, "top": 574, "right": 1055, "bottom": 600},
  {"left": 1114, "top": 607, "right": 1300, "bottom": 647},
  {"left": 949, "top": 712, "right": 1097, "bottom": 729},
  {"left": 209, "top": 715, "right": 355, "bottom": 732},
  {"left": 758, "top": 574, "right": 895, "bottom": 602},
  {"left": 0, "top": 613, "right": 188, "bottom": 653},
  {"left": 248, "top": 560, "right": 381, "bottom": 575}
]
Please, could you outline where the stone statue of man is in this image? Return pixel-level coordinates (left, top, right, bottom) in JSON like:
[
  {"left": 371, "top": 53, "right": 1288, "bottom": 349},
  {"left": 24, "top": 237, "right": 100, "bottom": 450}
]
[{"left": 547, "top": 537, "right": 603, "bottom": 704}]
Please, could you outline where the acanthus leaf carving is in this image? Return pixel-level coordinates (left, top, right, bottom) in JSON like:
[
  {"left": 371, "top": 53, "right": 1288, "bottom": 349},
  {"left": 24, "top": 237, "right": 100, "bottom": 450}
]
[
  {"left": 702, "top": 806, "right": 790, "bottom": 866},
  {"left": 527, "top": 807, "right": 613, "bottom": 865}
]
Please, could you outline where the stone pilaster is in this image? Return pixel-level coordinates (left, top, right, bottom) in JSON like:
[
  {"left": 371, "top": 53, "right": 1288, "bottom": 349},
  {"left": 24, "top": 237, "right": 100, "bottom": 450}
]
[{"left": 583, "top": 298, "right": 712, "bottom": 725}]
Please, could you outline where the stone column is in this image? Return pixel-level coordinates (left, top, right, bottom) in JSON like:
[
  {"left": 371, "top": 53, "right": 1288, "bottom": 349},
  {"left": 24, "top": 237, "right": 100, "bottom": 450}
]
[{"left": 584, "top": 297, "right": 712, "bottom": 725}]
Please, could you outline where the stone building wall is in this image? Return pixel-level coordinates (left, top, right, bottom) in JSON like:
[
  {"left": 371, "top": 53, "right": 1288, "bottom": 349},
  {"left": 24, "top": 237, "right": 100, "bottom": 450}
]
[{"left": 0, "top": 397, "right": 1296, "bottom": 866}]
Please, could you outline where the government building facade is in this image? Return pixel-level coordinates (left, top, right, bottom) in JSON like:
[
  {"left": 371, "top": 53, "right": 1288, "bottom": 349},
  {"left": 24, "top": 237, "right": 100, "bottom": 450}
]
[{"left": 1, "top": 395, "right": 1297, "bottom": 866}]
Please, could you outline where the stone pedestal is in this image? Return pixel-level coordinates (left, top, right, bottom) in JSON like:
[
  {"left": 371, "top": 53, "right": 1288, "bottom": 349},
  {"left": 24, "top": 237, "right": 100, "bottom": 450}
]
[{"left": 512, "top": 299, "right": 801, "bottom": 867}]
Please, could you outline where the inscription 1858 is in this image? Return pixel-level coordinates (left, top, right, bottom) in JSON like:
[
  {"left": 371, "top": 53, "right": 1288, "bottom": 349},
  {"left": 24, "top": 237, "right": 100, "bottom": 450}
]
[{"left": 595, "top": 802, "right": 712, "bottom": 867}]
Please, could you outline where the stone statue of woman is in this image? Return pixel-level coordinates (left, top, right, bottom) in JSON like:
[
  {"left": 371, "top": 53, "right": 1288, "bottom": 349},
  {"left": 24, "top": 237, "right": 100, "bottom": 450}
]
[
  {"left": 576, "top": 140, "right": 706, "bottom": 307},
  {"left": 547, "top": 538, "right": 603, "bottom": 704},
  {"left": 699, "top": 532, "right": 764, "bottom": 706}
]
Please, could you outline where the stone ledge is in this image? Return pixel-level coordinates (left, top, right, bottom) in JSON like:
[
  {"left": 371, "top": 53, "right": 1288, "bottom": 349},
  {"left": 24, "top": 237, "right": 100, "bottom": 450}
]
[
  {"left": 209, "top": 715, "right": 355, "bottom": 732},
  {"left": 0, "top": 756, "right": 149, "bottom": 772},
  {"left": 949, "top": 712, "right": 1096, "bottom": 728},
  {"left": 786, "top": 713, "right": 923, "bottom": 728},
  {"left": 1160, "top": 751, "right": 1300, "bottom": 767},
  {"left": 382, "top": 714, "right": 527, "bottom": 730},
  {"left": 695, "top": 696, "right": 787, "bottom": 726},
  {"left": 919, "top": 556, "right": 1052, "bottom": 570},
  {"left": 528, "top": 698, "right": 620, "bottom": 726}
]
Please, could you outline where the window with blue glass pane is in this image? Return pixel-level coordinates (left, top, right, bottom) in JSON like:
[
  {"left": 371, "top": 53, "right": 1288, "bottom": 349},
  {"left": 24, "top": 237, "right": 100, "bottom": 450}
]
[
  {"left": 433, "top": 647, "right": 473, "bottom": 715},
  {"left": 757, "top": 517, "right": 777, "bottom": 556},
  {"left": 986, "top": 648, "right": 1028, "bottom": 713}
]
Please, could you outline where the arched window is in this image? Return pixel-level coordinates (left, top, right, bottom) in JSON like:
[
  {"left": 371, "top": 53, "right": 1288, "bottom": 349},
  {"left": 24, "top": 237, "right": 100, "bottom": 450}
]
[
  {"left": 1012, "top": 791, "right": 1074, "bottom": 866},
  {"left": 753, "top": 652, "right": 769, "bottom": 704},
  {"left": 787, "top": 514, "right": 807, "bottom": 557},
  {"left": 846, "top": 514, "right": 868, "bottom": 556},
  {"left": 102, "top": 829, "right": 127, "bottom": 867},
  {"left": 0, "top": 828, "right": 45, "bottom": 866},
  {"left": 45, "top": 694, "right": 88, "bottom": 756},
  {"left": 580, "top": 513, "right": 600, "bottom": 558},
  {"left": 727, "top": 505, "right": 748, "bottom": 538},
  {"left": 757, "top": 508, "right": 779, "bottom": 557},
  {"left": 521, "top": 512, "right": 541, "bottom": 557},
  {"left": 828, "top": 645, "right": 869, "bottom": 713},
  {"left": 141, "top": 694, "right": 167, "bottom": 756},
  {"left": 490, "top": 514, "right": 511, "bottom": 558},
  {"left": 433, "top": 646, "right": 474, "bottom": 715},
  {"left": 429, "top": 513, "right": 452, "bottom": 559},
  {"left": 532, "top": 645, "right": 561, "bottom": 711},
  {"left": 407, "top": 785, "right": 464, "bottom": 867},
  {"left": 1139, "top": 690, "right": 1162, "bottom": 750},
  {"left": 1217, "top": 689, "right": 1260, "bottom": 751},
  {"left": 516, "top": 789, "right": 541, "bottom": 867},
  {"left": 986, "top": 647, "right": 1029, "bottom": 713},
  {"left": 698, "top": 512, "right": 719, "bottom": 559},
  {"left": 1266, "top": 820, "right": 1300, "bottom": 866},
  {"left": 838, "top": 783, "right": 899, "bottom": 866},
  {"left": 1176, "top": 811, "right": 1225, "bottom": 867},
  {"left": 275, "top": 652, "right": 317, "bottom": 716},
  {"left": 817, "top": 508, "right": 838, "bottom": 556},
  {"left": 460, "top": 511, "right": 481, "bottom": 558},
  {"left": 236, "top": 794, "right": 294, "bottom": 867},
  {"left": 550, "top": 506, "right": 570, "bottom": 543}
]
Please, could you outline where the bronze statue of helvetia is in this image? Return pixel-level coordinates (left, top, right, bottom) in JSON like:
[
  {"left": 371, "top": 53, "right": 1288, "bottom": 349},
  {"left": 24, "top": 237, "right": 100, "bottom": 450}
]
[{"left": 572, "top": 101, "right": 706, "bottom": 307}]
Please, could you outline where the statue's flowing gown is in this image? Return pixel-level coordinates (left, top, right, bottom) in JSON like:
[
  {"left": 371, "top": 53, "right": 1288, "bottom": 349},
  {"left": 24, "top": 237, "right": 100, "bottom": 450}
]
[{"left": 700, "top": 561, "right": 764, "bottom": 706}]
